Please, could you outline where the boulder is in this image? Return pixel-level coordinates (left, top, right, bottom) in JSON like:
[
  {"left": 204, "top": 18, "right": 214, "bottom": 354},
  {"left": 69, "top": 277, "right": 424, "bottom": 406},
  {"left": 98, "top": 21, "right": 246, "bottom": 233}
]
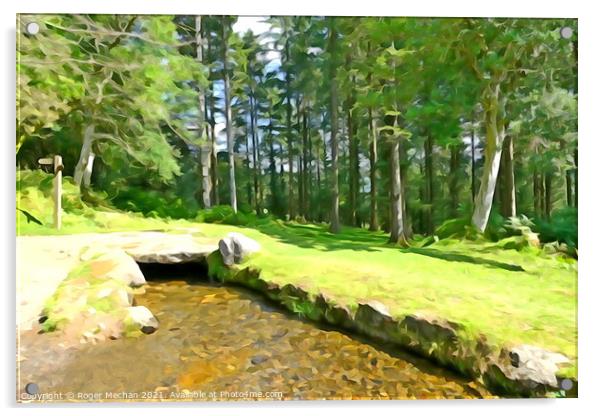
[
  {"left": 100, "top": 251, "right": 146, "bottom": 287},
  {"left": 505, "top": 344, "right": 570, "bottom": 387},
  {"left": 81, "top": 249, "right": 146, "bottom": 287},
  {"left": 96, "top": 285, "right": 132, "bottom": 307},
  {"left": 122, "top": 233, "right": 215, "bottom": 264},
  {"left": 125, "top": 306, "right": 159, "bottom": 334},
  {"left": 219, "top": 232, "right": 261, "bottom": 266}
]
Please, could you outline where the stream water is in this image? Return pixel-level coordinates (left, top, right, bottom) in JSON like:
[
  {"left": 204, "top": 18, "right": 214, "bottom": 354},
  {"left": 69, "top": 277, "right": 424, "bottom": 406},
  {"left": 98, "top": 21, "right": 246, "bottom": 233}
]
[{"left": 18, "top": 264, "right": 491, "bottom": 401}]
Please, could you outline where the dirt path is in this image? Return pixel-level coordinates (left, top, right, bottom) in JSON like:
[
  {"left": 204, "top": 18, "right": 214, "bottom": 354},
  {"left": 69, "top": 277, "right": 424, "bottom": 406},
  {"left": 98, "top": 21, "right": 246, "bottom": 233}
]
[{"left": 16, "top": 231, "right": 217, "bottom": 331}]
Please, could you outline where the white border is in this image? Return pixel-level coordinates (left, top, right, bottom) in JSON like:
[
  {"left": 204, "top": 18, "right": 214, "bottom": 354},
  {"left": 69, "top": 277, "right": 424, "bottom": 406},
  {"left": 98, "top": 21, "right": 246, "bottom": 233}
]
[{"left": 3, "top": 1, "right": 600, "bottom": 415}]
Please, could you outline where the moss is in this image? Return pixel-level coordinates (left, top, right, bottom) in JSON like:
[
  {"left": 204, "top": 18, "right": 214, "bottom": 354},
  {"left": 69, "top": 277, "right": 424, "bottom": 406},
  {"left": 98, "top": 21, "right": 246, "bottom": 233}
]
[
  {"left": 40, "top": 256, "right": 134, "bottom": 338},
  {"left": 206, "top": 250, "right": 233, "bottom": 283}
]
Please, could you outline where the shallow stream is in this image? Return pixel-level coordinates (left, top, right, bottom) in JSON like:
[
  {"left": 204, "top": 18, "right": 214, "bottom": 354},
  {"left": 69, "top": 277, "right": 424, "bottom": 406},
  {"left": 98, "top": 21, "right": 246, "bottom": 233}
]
[{"left": 18, "top": 264, "right": 491, "bottom": 401}]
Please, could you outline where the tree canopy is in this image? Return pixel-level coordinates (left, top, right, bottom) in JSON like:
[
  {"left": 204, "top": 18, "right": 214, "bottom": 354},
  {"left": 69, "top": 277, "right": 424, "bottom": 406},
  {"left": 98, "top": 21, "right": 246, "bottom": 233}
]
[{"left": 17, "top": 15, "right": 577, "bottom": 245}]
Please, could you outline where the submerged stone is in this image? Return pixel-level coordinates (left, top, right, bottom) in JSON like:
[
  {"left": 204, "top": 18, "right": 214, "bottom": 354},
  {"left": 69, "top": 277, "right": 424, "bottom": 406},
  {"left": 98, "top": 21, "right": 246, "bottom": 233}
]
[{"left": 125, "top": 306, "right": 159, "bottom": 335}]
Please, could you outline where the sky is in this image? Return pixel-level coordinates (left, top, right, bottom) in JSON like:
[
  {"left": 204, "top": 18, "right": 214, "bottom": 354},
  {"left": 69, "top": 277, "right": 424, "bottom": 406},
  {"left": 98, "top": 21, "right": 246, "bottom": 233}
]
[
  {"left": 212, "top": 16, "right": 282, "bottom": 149},
  {"left": 233, "top": 16, "right": 282, "bottom": 70},
  {"left": 232, "top": 16, "right": 271, "bottom": 35}
]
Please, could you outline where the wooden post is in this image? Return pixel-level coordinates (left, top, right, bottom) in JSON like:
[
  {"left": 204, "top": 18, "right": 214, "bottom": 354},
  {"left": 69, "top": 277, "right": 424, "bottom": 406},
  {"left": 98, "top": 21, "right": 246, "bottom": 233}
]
[
  {"left": 53, "top": 155, "right": 63, "bottom": 229},
  {"left": 38, "top": 155, "right": 63, "bottom": 229}
]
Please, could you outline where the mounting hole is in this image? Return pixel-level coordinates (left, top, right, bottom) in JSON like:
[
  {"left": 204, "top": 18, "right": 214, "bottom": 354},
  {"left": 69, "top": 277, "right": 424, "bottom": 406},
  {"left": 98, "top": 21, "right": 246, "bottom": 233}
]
[
  {"left": 25, "top": 382, "right": 39, "bottom": 395},
  {"left": 560, "top": 27, "right": 573, "bottom": 39},
  {"left": 560, "top": 378, "right": 573, "bottom": 391},
  {"left": 25, "top": 22, "right": 40, "bottom": 35}
]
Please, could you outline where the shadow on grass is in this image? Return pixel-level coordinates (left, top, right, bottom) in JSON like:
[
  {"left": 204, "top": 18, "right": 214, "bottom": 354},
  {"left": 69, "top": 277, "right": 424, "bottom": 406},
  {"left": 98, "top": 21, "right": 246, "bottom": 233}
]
[
  {"left": 401, "top": 247, "right": 525, "bottom": 272},
  {"left": 251, "top": 221, "right": 525, "bottom": 273},
  {"left": 254, "top": 221, "right": 387, "bottom": 252}
]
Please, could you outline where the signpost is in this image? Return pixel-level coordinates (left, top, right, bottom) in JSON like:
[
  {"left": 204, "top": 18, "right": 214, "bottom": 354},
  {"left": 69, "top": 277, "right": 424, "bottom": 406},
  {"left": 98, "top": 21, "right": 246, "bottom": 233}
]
[{"left": 38, "top": 155, "right": 63, "bottom": 230}]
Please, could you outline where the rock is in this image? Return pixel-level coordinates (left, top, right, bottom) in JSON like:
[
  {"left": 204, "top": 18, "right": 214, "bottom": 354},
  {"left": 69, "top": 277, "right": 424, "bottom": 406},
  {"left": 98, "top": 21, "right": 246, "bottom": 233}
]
[
  {"left": 95, "top": 286, "right": 132, "bottom": 307},
  {"left": 123, "top": 232, "right": 215, "bottom": 264},
  {"left": 505, "top": 344, "right": 570, "bottom": 387},
  {"left": 125, "top": 306, "right": 159, "bottom": 334},
  {"left": 219, "top": 232, "right": 261, "bottom": 266},
  {"left": 251, "top": 354, "right": 269, "bottom": 365},
  {"left": 82, "top": 249, "right": 146, "bottom": 287},
  {"left": 362, "top": 300, "right": 391, "bottom": 318}
]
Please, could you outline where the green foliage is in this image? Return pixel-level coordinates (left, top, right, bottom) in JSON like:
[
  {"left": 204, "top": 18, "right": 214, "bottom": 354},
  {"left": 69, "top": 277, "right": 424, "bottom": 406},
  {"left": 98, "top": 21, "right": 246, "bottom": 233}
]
[
  {"left": 196, "top": 205, "right": 260, "bottom": 226},
  {"left": 17, "top": 14, "right": 204, "bottom": 189},
  {"left": 112, "top": 187, "right": 198, "bottom": 219},
  {"left": 435, "top": 217, "right": 479, "bottom": 240},
  {"left": 196, "top": 205, "right": 235, "bottom": 223},
  {"left": 16, "top": 170, "right": 173, "bottom": 235},
  {"left": 17, "top": 170, "right": 105, "bottom": 225},
  {"left": 535, "top": 207, "right": 578, "bottom": 250}
]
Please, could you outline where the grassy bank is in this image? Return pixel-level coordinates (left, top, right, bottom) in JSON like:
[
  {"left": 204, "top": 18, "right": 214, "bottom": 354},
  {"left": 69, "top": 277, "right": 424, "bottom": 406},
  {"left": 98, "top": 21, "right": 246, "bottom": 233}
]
[{"left": 17, "top": 172, "right": 578, "bottom": 382}]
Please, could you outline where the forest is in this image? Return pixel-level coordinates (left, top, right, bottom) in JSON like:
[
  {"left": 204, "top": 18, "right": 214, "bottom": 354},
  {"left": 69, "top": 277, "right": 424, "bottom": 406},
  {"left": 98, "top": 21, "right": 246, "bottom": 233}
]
[{"left": 17, "top": 15, "right": 578, "bottom": 249}]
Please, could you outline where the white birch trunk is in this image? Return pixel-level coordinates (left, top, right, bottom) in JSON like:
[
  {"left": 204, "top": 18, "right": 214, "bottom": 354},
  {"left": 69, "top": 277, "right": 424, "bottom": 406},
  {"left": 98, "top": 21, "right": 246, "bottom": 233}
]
[
  {"left": 82, "top": 152, "right": 95, "bottom": 188},
  {"left": 472, "top": 84, "right": 505, "bottom": 232},
  {"left": 389, "top": 138, "right": 405, "bottom": 244},
  {"left": 74, "top": 124, "right": 95, "bottom": 189},
  {"left": 196, "top": 15, "right": 212, "bottom": 209}
]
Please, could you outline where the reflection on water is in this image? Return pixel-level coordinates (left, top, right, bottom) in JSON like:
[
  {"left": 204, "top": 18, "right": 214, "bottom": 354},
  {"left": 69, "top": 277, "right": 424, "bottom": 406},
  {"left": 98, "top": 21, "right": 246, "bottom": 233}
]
[{"left": 18, "top": 277, "right": 492, "bottom": 401}]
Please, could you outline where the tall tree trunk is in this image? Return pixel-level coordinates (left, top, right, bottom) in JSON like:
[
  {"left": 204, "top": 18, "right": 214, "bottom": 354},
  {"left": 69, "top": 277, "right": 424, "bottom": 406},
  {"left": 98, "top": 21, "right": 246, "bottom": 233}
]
[
  {"left": 544, "top": 172, "right": 553, "bottom": 219},
  {"left": 250, "top": 95, "right": 261, "bottom": 215},
  {"left": 322, "top": 121, "right": 328, "bottom": 191},
  {"left": 424, "top": 134, "right": 434, "bottom": 234},
  {"left": 533, "top": 170, "right": 540, "bottom": 217},
  {"left": 74, "top": 124, "right": 95, "bottom": 189},
  {"left": 82, "top": 152, "right": 95, "bottom": 188},
  {"left": 501, "top": 134, "right": 516, "bottom": 217},
  {"left": 302, "top": 107, "right": 309, "bottom": 219},
  {"left": 472, "top": 83, "right": 505, "bottom": 232},
  {"left": 400, "top": 139, "right": 412, "bottom": 238},
  {"left": 285, "top": 46, "right": 294, "bottom": 219},
  {"left": 574, "top": 148, "right": 578, "bottom": 207},
  {"left": 195, "top": 16, "right": 211, "bottom": 209},
  {"left": 205, "top": 25, "right": 218, "bottom": 206},
  {"left": 296, "top": 97, "right": 303, "bottom": 219},
  {"left": 389, "top": 135, "right": 408, "bottom": 246},
  {"left": 565, "top": 169, "right": 573, "bottom": 207},
  {"left": 471, "top": 119, "right": 477, "bottom": 203},
  {"left": 538, "top": 172, "right": 545, "bottom": 218},
  {"left": 209, "top": 108, "right": 219, "bottom": 206},
  {"left": 347, "top": 96, "right": 359, "bottom": 227},
  {"left": 368, "top": 107, "right": 379, "bottom": 231},
  {"left": 316, "top": 127, "right": 322, "bottom": 222},
  {"left": 245, "top": 122, "right": 252, "bottom": 207},
  {"left": 328, "top": 20, "right": 340, "bottom": 233},
  {"left": 449, "top": 144, "right": 460, "bottom": 218},
  {"left": 279, "top": 142, "right": 286, "bottom": 200},
  {"left": 221, "top": 18, "right": 237, "bottom": 213},
  {"left": 207, "top": 34, "right": 219, "bottom": 206},
  {"left": 305, "top": 109, "right": 312, "bottom": 221},
  {"left": 573, "top": 38, "right": 578, "bottom": 209},
  {"left": 268, "top": 130, "right": 278, "bottom": 212}
]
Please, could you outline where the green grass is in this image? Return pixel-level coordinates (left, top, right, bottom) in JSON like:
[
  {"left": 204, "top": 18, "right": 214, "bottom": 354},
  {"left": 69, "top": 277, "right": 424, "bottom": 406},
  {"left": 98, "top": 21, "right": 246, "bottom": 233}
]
[
  {"left": 17, "top": 171, "right": 577, "bottom": 378},
  {"left": 196, "top": 221, "right": 577, "bottom": 378}
]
